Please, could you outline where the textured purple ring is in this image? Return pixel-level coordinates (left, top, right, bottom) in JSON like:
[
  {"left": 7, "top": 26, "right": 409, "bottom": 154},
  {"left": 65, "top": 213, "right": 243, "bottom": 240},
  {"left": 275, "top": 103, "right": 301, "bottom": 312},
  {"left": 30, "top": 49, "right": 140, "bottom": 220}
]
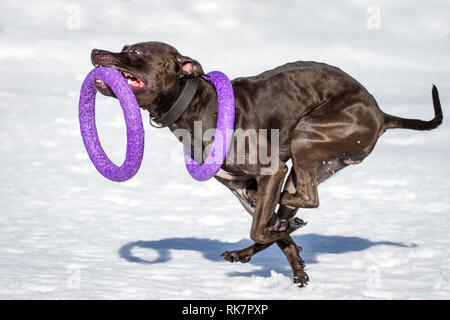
[
  {"left": 184, "top": 71, "right": 235, "bottom": 181},
  {"left": 78, "top": 67, "right": 145, "bottom": 182}
]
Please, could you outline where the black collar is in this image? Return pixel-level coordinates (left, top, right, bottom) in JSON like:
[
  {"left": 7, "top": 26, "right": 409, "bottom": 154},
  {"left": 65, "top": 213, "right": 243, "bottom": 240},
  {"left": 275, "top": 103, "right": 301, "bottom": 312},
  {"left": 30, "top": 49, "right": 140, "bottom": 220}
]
[{"left": 150, "top": 78, "right": 199, "bottom": 128}]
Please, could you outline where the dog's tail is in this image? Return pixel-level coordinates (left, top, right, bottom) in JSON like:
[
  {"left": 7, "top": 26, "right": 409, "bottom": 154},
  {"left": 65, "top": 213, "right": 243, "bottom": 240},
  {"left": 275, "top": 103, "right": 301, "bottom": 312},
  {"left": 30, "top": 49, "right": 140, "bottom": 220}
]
[{"left": 382, "top": 85, "right": 443, "bottom": 131}]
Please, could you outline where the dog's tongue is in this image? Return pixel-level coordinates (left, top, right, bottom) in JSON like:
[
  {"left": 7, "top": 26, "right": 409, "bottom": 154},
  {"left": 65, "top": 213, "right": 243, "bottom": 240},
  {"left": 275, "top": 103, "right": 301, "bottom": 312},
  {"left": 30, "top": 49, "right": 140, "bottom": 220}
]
[{"left": 125, "top": 77, "right": 145, "bottom": 89}]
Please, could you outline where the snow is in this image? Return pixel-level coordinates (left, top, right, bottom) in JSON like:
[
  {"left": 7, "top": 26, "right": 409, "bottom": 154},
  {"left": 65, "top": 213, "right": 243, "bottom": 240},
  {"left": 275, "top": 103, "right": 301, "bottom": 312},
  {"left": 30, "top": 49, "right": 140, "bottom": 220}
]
[{"left": 0, "top": 0, "right": 449, "bottom": 299}]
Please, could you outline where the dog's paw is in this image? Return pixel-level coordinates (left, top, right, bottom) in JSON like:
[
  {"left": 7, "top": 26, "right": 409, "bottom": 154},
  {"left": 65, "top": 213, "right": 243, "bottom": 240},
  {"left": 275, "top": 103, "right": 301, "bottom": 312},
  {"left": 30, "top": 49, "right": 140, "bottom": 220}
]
[
  {"left": 294, "top": 270, "right": 309, "bottom": 287},
  {"left": 220, "top": 251, "right": 251, "bottom": 263},
  {"left": 267, "top": 217, "right": 307, "bottom": 232}
]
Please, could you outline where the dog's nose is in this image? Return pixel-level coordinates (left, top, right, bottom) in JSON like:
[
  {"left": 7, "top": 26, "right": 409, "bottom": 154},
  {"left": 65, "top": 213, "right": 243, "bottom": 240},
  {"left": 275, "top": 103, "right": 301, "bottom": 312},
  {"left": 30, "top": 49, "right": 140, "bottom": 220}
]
[
  {"left": 91, "top": 49, "right": 103, "bottom": 61},
  {"left": 91, "top": 48, "right": 113, "bottom": 60},
  {"left": 90, "top": 49, "right": 119, "bottom": 66}
]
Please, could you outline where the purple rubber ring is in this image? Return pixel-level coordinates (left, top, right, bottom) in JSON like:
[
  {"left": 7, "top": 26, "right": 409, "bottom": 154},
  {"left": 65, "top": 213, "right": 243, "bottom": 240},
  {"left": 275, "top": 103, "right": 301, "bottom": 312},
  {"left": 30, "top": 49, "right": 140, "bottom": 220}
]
[
  {"left": 78, "top": 67, "right": 145, "bottom": 182},
  {"left": 184, "top": 71, "right": 235, "bottom": 181}
]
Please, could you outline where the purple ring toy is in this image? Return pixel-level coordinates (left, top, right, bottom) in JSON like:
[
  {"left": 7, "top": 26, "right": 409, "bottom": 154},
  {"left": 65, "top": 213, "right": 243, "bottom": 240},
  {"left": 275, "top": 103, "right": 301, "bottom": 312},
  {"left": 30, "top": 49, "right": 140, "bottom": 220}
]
[
  {"left": 78, "top": 67, "right": 145, "bottom": 182},
  {"left": 184, "top": 71, "right": 235, "bottom": 181}
]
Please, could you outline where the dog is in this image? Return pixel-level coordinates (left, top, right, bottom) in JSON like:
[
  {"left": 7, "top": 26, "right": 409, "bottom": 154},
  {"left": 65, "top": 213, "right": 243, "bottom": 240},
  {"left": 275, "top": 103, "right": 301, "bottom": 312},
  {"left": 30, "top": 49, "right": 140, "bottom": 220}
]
[{"left": 91, "top": 41, "right": 443, "bottom": 286}]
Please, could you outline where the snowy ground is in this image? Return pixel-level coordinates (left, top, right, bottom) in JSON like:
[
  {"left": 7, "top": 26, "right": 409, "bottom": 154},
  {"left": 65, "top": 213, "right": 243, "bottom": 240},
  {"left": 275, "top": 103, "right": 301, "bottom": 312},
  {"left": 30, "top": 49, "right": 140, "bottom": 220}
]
[{"left": 0, "top": 0, "right": 449, "bottom": 299}]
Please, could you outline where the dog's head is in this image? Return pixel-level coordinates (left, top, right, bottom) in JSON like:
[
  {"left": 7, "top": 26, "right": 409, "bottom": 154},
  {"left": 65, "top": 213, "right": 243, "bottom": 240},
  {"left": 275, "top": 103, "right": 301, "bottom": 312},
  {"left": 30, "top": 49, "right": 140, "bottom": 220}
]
[{"left": 91, "top": 41, "right": 204, "bottom": 110}]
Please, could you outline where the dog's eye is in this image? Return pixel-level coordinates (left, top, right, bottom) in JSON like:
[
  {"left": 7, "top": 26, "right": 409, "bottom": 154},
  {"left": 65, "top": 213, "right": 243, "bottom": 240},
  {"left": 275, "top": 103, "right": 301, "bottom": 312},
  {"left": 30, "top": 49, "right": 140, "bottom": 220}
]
[{"left": 132, "top": 48, "right": 143, "bottom": 55}]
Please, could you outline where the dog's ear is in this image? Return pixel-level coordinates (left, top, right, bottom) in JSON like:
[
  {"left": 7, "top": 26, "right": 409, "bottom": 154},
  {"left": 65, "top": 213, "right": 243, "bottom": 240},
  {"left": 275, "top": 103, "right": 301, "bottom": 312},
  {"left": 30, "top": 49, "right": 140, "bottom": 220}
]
[{"left": 173, "top": 54, "right": 205, "bottom": 78}]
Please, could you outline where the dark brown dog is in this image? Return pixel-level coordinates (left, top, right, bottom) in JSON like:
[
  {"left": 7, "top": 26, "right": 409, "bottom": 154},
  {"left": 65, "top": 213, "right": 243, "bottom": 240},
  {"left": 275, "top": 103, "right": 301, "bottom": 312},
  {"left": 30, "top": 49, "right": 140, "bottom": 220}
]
[{"left": 91, "top": 41, "right": 443, "bottom": 286}]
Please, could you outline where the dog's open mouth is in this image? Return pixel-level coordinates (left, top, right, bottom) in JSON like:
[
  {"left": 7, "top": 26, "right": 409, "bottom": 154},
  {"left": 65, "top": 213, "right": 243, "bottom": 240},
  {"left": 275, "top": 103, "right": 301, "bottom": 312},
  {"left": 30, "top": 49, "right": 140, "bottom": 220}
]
[{"left": 93, "top": 65, "right": 148, "bottom": 91}]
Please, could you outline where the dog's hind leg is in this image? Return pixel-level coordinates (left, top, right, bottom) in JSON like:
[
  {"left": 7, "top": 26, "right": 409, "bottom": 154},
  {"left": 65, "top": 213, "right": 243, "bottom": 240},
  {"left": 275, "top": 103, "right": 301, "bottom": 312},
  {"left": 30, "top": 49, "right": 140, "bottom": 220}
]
[
  {"left": 249, "top": 161, "right": 312, "bottom": 244},
  {"left": 270, "top": 167, "right": 307, "bottom": 232},
  {"left": 221, "top": 231, "right": 308, "bottom": 287},
  {"left": 221, "top": 233, "right": 309, "bottom": 286},
  {"left": 221, "top": 172, "right": 308, "bottom": 287},
  {"left": 281, "top": 96, "right": 380, "bottom": 208},
  {"left": 221, "top": 201, "right": 304, "bottom": 263},
  {"left": 221, "top": 211, "right": 309, "bottom": 286},
  {"left": 271, "top": 203, "right": 309, "bottom": 286},
  {"left": 219, "top": 167, "right": 308, "bottom": 286},
  {"left": 277, "top": 236, "right": 309, "bottom": 286}
]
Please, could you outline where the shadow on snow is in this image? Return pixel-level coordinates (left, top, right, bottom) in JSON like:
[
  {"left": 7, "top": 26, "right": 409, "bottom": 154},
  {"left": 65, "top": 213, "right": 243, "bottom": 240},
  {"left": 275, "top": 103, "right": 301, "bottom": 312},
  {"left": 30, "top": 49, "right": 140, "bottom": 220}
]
[{"left": 118, "top": 234, "right": 416, "bottom": 278}]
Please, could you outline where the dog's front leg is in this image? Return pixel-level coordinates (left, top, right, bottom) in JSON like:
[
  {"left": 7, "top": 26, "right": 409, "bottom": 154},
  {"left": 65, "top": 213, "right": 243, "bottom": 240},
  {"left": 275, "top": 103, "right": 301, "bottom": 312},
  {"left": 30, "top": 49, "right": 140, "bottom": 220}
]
[{"left": 250, "top": 163, "right": 301, "bottom": 244}]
